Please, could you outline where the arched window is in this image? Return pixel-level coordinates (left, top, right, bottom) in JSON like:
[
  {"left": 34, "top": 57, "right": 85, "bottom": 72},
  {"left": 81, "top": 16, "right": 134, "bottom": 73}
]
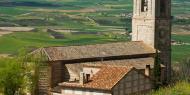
[{"left": 141, "top": 0, "right": 148, "bottom": 12}]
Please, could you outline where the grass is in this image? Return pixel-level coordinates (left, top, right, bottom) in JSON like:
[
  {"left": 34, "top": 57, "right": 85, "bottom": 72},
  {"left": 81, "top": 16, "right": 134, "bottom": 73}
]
[
  {"left": 0, "top": 7, "right": 30, "bottom": 15},
  {"left": 151, "top": 81, "right": 190, "bottom": 95},
  {"left": 172, "top": 45, "right": 190, "bottom": 63},
  {"left": 0, "top": 0, "right": 189, "bottom": 64},
  {"left": 172, "top": 0, "right": 190, "bottom": 15},
  {"left": 0, "top": 31, "right": 128, "bottom": 54},
  {"left": 171, "top": 35, "right": 190, "bottom": 63},
  {"left": 172, "top": 35, "right": 190, "bottom": 43},
  {"left": 0, "top": 0, "right": 133, "bottom": 54}
]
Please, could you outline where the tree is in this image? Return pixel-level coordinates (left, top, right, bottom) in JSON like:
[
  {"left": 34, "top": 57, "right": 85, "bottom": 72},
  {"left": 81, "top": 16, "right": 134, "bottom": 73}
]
[
  {"left": 0, "top": 58, "right": 25, "bottom": 95},
  {"left": 0, "top": 49, "right": 46, "bottom": 95},
  {"left": 154, "top": 50, "right": 162, "bottom": 89}
]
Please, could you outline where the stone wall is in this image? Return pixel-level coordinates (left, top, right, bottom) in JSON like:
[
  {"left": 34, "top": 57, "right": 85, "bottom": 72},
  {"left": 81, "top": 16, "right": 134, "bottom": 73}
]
[
  {"left": 38, "top": 63, "right": 50, "bottom": 95},
  {"left": 58, "top": 70, "right": 152, "bottom": 95},
  {"left": 155, "top": 19, "right": 171, "bottom": 82},
  {"left": 139, "top": 68, "right": 165, "bottom": 82},
  {"left": 113, "top": 70, "right": 152, "bottom": 95},
  {"left": 51, "top": 62, "right": 64, "bottom": 87},
  {"left": 132, "top": 19, "right": 155, "bottom": 47}
]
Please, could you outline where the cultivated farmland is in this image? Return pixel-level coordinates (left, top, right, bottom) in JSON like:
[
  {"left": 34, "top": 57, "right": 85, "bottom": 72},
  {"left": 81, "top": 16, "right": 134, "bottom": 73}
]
[{"left": 0, "top": 0, "right": 189, "bottom": 63}]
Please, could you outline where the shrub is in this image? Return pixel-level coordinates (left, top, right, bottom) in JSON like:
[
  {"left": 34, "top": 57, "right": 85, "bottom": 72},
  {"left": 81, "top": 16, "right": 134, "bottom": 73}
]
[
  {"left": 172, "top": 57, "right": 190, "bottom": 81},
  {"left": 0, "top": 58, "right": 26, "bottom": 95},
  {"left": 151, "top": 57, "right": 190, "bottom": 95},
  {"left": 0, "top": 49, "right": 42, "bottom": 95},
  {"left": 150, "top": 81, "right": 190, "bottom": 95}
]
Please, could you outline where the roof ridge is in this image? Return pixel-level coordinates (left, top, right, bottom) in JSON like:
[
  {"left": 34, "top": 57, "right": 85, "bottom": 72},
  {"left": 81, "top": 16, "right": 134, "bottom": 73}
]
[
  {"left": 43, "top": 41, "right": 138, "bottom": 48},
  {"left": 34, "top": 41, "right": 155, "bottom": 61},
  {"left": 42, "top": 48, "right": 52, "bottom": 61},
  {"left": 101, "top": 65, "right": 134, "bottom": 68}
]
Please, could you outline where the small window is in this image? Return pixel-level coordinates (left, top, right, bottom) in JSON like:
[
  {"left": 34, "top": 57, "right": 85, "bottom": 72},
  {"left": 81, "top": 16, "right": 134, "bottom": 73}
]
[{"left": 141, "top": 0, "right": 148, "bottom": 12}]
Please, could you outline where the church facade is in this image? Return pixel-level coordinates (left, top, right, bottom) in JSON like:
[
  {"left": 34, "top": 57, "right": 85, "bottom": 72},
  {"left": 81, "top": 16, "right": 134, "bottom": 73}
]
[{"left": 32, "top": 0, "right": 171, "bottom": 95}]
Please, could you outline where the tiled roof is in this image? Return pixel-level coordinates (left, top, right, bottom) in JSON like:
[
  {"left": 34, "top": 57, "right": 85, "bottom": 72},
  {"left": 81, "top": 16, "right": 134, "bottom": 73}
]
[
  {"left": 59, "top": 66, "right": 134, "bottom": 90},
  {"left": 34, "top": 41, "right": 155, "bottom": 61},
  {"left": 82, "top": 58, "right": 165, "bottom": 69}
]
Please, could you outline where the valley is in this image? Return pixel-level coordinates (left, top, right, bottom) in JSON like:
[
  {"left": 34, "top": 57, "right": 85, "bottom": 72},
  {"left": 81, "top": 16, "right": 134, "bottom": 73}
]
[{"left": 0, "top": 0, "right": 189, "bottom": 63}]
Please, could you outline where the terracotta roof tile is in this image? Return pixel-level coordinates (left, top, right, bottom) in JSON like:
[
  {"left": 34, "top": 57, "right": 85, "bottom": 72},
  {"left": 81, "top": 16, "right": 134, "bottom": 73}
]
[
  {"left": 36, "top": 41, "right": 155, "bottom": 61},
  {"left": 59, "top": 66, "right": 134, "bottom": 90},
  {"left": 82, "top": 58, "right": 165, "bottom": 69}
]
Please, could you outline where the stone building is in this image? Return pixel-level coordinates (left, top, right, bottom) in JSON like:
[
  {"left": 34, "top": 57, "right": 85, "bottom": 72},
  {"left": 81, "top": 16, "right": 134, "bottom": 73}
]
[
  {"left": 32, "top": 42, "right": 165, "bottom": 95},
  {"left": 31, "top": 0, "right": 171, "bottom": 94},
  {"left": 54, "top": 66, "right": 152, "bottom": 95}
]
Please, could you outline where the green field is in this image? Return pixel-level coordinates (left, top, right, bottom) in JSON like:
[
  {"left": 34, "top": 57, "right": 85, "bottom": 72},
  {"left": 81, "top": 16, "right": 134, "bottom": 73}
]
[
  {"left": 172, "top": 35, "right": 190, "bottom": 63},
  {"left": 0, "top": 31, "right": 129, "bottom": 54},
  {"left": 0, "top": 0, "right": 133, "bottom": 55},
  {"left": 0, "top": 0, "right": 189, "bottom": 63}
]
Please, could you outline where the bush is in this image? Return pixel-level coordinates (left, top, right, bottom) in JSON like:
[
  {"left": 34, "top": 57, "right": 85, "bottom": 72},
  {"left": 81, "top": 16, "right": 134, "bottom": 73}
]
[
  {"left": 151, "top": 57, "right": 190, "bottom": 95},
  {"left": 0, "top": 49, "right": 42, "bottom": 95},
  {"left": 0, "top": 58, "right": 26, "bottom": 95},
  {"left": 172, "top": 57, "right": 190, "bottom": 81}
]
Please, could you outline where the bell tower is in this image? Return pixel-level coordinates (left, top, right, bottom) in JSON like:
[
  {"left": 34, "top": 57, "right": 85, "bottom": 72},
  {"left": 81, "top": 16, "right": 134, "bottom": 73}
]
[{"left": 132, "top": 0, "right": 171, "bottom": 82}]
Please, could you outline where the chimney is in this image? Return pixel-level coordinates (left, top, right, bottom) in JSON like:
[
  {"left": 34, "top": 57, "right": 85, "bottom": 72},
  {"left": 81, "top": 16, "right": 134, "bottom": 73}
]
[
  {"left": 145, "top": 65, "right": 151, "bottom": 76},
  {"left": 80, "top": 72, "right": 85, "bottom": 85}
]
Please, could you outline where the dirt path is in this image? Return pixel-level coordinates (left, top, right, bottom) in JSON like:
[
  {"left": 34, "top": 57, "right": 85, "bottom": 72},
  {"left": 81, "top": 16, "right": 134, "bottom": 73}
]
[
  {"left": 33, "top": 8, "right": 97, "bottom": 13},
  {"left": 0, "top": 31, "right": 13, "bottom": 36},
  {"left": 0, "top": 27, "right": 34, "bottom": 32},
  {"left": 0, "top": 27, "right": 35, "bottom": 36},
  {"left": 0, "top": 54, "right": 10, "bottom": 58},
  {"left": 172, "top": 32, "right": 190, "bottom": 35}
]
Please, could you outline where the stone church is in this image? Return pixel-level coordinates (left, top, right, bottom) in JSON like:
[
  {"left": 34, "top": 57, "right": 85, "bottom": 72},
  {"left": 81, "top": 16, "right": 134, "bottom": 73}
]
[{"left": 32, "top": 0, "right": 171, "bottom": 95}]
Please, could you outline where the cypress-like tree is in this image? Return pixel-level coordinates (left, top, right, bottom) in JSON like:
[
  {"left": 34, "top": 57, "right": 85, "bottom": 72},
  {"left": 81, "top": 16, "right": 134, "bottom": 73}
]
[{"left": 154, "top": 50, "right": 161, "bottom": 89}]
